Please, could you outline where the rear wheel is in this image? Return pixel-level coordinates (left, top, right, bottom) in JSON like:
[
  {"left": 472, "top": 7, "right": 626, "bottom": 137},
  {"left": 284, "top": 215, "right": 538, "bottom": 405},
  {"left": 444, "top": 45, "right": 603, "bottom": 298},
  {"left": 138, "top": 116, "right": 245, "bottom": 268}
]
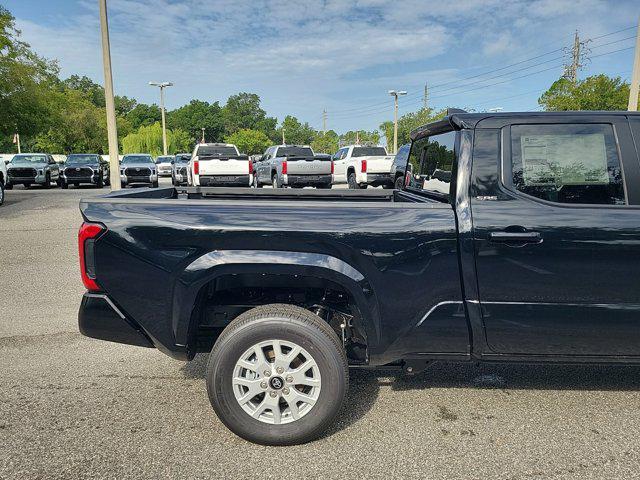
[
  {"left": 206, "top": 304, "right": 348, "bottom": 446},
  {"left": 394, "top": 175, "right": 404, "bottom": 190},
  {"left": 42, "top": 173, "right": 51, "bottom": 189},
  {"left": 0, "top": 182, "right": 4, "bottom": 205},
  {"left": 96, "top": 171, "right": 104, "bottom": 188},
  {"left": 347, "top": 172, "right": 361, "bottom": 189},
  {"left": 5, "top": 183, "right": 13, "bottom": 190},
  {"left": 60, "top": 180, "right": 68, "bottom": 189},
  {"left": 151, "top": 180, "right": 159, "bottom": 188}
]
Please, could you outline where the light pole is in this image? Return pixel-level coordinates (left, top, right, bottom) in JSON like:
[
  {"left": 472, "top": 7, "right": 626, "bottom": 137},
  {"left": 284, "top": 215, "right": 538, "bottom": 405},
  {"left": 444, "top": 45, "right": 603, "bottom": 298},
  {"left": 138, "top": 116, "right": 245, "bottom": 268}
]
[
  {"left": 99, "top": 0, "right": 121, "bottom": 190},
  {"left": 149, "top": 81, "right": 173, "bottom": 155},
  {"left": 388, "top": 90, "right": 406, "bottom": 154}
]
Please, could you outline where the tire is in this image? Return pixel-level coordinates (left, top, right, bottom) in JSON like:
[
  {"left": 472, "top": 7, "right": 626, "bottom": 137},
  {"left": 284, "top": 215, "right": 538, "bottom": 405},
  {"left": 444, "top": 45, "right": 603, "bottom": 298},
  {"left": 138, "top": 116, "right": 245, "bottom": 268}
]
[
  {"left": 121, "top": 182, "right": 126, "bottom": 189},
  {"left": 253, "top": 175, "right": 261, "bottom": 188},
  {"left": 5, "top": 183, "right": 13, "bottom": 190},
  {"left": 272, "top": 175, "right": 279, "bottom": 189},
  {"left": 24, "top": 183, "right": 31, "bottom": 189},
  {"left": 347, "top": 172, "right": 361, "bottom": 189},
  {"left": 105, "top": 173, "right": 110, "bottom": 186},
  {"left": 96, "top": 171, "right": 104, "bottom": 188},
  {"left": 42, "top": 173, "right": 51, "bottom": 189},
  {"left": 394, "top": 175, "right": 404, "bottom": 190},
  {"left": 0, "top": 182, "right": 4, "bottom": 206},
  {"left": 317, "top": 184, "right": 331, "bottom": 189},
  {"left": 151, "top": 180, "right": 159, "bottom": 188},
  {"left": 60, "top": 180, "right": 68, "bottom": 189},
  {"left": 206, "top": 304, "right": 348, "bottom": 446}
]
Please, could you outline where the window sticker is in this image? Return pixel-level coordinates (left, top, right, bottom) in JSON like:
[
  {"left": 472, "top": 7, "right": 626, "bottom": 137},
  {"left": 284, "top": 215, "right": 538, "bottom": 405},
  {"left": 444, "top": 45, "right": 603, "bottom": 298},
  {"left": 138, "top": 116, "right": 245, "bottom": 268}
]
[{"left": 520, "top": 133, "right": 609, "bottom": 186}]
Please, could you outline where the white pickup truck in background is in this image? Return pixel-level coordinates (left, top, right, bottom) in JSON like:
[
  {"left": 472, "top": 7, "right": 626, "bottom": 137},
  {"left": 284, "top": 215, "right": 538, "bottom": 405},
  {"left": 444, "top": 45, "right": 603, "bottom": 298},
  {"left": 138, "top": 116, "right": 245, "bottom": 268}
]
[
  {"left": 332, "top": 145, "right": 394, "bottom": 189},
  {"left": 188, "top": 143, "right": 252, "bottom": 187}
]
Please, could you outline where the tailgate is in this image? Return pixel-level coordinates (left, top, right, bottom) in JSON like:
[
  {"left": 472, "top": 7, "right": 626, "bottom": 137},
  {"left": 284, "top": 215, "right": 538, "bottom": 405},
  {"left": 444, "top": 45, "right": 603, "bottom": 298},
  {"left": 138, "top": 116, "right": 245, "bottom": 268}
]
[
  {"left": 286, "top": 159, "right": 332, "bottom": 175},
  {"left": 363, "top": 156, "right": 394, "bottom": 173},
  {"left": 200, "top": 159, "right": 249, "bottom": 175}
]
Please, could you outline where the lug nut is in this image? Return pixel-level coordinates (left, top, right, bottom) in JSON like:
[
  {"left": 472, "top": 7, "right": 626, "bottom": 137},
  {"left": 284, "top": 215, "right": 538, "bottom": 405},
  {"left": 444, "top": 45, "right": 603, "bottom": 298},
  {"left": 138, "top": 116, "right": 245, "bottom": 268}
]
[
  {"left": 263, "top": 370, "right": 271, "bottom": 377},
  {"left": 260, "top": 381, "right": 268, "bottom": 389},
  {"left": 285, "top": 375, "right": 293, "bottom": 383},
  {"left": 269, "top": 391, "right": 277, "bottom": 398},
  {"left": 282, "top": 387, "right": 290, "bottom": 395},
  {"left": 276, "top": 367, "right": 284, "bottom": 374}
]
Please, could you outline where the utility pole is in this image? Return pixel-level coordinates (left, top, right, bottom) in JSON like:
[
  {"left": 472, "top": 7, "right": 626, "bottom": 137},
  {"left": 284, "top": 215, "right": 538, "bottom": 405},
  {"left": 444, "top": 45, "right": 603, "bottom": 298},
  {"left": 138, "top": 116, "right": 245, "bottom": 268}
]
[
  {"left": 564, "top": 30, "right": 590, "bottom": 83},
  {"left": 628, "top": 17, "right": 640, "bottom": 111},
  {"left": 201, "top": 127, "right": 206, "bottom": 143},
  {"left": 13, "top": 133, "right": 21, "bottom": 154},
  {"left": 322, "top": 109, "right": 327, "bottom": 134},
  {"left": 149, "top": 81, "right": 173, "bottom": 155},
  {"left": 388, "top": 90, "right": 407, "bottom": 154},
  {"left": 99, "top": 0, "right": 121, "bottom": 191},
  {"left": 423, "top": 83, "right": 429, "bottom": 110}
]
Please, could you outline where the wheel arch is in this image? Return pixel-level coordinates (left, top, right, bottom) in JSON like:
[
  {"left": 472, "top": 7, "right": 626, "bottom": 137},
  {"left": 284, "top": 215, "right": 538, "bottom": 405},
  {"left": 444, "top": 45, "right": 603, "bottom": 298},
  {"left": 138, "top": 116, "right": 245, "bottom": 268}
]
[{"left": 172, "top": 250, "right": 379, "bottom": 359}]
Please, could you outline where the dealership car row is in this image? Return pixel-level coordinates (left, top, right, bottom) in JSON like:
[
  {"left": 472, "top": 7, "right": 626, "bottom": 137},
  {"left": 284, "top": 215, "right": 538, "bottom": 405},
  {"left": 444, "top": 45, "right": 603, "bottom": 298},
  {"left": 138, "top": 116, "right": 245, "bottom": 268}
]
[{"left": 0, "top": 142, "right": 403, "bottom": 204}]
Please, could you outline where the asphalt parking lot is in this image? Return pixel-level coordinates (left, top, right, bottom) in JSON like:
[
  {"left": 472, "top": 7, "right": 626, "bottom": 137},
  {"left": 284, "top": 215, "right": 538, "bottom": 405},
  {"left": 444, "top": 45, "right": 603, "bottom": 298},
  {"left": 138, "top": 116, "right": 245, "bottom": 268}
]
[{"left": 2, "top": 179, "right": 640, "bottom": 479}]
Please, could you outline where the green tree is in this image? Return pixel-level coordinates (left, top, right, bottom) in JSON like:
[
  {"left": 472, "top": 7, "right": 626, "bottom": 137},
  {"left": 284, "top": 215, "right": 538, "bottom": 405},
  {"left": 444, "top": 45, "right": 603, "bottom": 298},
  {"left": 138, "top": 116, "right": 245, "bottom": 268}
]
[
  {"left": 539, "top": 75, "right": 634, "bottom": 111},
  {"left": 222, "top": 92, "right": 277, "bottom": 139},
  {"left": 122, "top": 122, "right": 192, "bottom": 157},
  {"left": 225, "top": 129, "right": 271, "bottom": 155},
  {"left": 167, "top": 99, "right": 224, "bottom": 143},
  {"left": 278, "top": 116, "right": 316, "bottom": 145},
  {"left": 126, "top": 103, "right": 161, "bottom": 130},
  {"left": 339, "top": 130, "right": 380, "bottom": 146},
  {"left": 0, "top": 6, "right": 59, "bottom": 151},
  {"left": 63, "top": 74, "right": 136, "bottom": 115},
  {"left": 33, "top": 89, "right": 107, "bottom": 153},
  {"left": 311, "top": 130, "right": 339, "bottom": 154}
]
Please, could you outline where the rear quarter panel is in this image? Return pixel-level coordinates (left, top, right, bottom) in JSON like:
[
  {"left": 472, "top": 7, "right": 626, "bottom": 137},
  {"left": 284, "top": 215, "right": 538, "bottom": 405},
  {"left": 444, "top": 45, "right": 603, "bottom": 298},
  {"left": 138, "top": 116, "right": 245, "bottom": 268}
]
[{"left": 81, "top": 198, "right": 467, "bottom": 364}]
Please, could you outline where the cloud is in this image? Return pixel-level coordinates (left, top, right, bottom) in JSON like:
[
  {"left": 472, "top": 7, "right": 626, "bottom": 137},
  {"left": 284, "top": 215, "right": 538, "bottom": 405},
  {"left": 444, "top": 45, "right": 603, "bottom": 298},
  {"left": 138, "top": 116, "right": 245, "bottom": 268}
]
[{"left": 11, "top": 0, "right": 639, "bottom": 132}]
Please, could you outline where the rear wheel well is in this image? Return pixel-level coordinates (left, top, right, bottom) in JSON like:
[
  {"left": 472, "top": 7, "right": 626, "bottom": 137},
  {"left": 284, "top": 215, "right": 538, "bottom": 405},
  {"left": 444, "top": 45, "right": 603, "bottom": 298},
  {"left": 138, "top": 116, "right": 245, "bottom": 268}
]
[
  {"left": 347, "top": 166, "right": 355, "bottom": 176},
  {"left": 189, "top": 273, "right": 368, "bottom": 364}
]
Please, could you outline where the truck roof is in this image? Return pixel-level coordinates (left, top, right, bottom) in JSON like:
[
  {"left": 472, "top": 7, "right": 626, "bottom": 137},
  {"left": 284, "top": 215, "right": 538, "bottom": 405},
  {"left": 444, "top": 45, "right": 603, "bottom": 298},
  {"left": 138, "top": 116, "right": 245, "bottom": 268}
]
[
  {"left": 199, "top": 143, "right": 236, "bottom": 147},
  {"left": 411, "top": 110, "right": 640, "bottom": 141}
]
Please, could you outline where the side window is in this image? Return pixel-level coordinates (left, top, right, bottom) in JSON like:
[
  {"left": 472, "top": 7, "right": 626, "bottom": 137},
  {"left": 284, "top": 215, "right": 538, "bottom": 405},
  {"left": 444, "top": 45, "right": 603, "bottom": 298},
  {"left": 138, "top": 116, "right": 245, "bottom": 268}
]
[
  {"left": 332, "top": 149, "right": 341, "bottom": 161},
  {"left": 407, "top": 130, "right": 456, "bottom": 200},
  {"left": 340, "top": 148, "right": 349, "bottom": 160},
  {"left": 510, "top": 124, "right": 625, "bottom": 205}
]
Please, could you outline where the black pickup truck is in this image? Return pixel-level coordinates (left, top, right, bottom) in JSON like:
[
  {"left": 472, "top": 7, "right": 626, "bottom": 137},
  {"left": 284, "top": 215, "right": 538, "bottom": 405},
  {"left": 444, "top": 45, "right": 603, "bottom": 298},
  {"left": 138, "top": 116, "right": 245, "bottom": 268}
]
[{"left": 78, "top": 111, "right": 640, "bottom": 445}]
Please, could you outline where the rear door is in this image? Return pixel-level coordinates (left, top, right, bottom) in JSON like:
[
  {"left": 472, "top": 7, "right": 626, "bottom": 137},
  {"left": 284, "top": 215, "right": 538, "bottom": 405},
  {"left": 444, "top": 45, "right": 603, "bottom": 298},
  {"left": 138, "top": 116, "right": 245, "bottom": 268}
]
[
  {"left": 471, "top": 115, "right": 640, "bottom": 357},
  {"left": 333, "top": 148, "right": 349, "bottom": 182}
]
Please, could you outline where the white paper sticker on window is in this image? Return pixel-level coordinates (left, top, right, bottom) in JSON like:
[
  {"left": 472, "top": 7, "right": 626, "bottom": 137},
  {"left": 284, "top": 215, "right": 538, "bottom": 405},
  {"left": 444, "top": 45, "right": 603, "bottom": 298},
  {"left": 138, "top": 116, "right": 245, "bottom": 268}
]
[{"left": 520, "top": 133, "right": 609, "bottom": 186}]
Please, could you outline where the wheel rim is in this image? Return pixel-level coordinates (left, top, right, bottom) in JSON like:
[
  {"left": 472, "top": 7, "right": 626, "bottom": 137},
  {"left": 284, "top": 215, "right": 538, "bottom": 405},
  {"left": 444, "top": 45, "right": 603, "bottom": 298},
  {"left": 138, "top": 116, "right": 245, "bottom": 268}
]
[{"left": 232, "top": 339, "right": 321, "bottom": 425}]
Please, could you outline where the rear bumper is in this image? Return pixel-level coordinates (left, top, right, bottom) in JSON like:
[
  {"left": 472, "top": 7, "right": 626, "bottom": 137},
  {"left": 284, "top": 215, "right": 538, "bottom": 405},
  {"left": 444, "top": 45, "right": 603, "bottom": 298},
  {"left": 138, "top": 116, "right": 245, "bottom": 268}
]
[
  {"left": 362, "top": 172, "right": 393, "bottom": 186},
  {"left": 198, "top": 174, "right": 250, "bottom": 187},
  {"left": 78, "top": 293, "right": 154, "bottom": 348},
  {"left": 284, "top": 174, "right": 332, "bottom": 187}
]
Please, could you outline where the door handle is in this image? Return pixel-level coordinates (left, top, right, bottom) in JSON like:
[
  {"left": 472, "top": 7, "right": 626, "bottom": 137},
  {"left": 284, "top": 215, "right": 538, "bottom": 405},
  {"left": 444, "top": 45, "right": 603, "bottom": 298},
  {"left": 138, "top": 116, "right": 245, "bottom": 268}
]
[{"left": 489, "top": 231, "right": 542, "bottom": 245}]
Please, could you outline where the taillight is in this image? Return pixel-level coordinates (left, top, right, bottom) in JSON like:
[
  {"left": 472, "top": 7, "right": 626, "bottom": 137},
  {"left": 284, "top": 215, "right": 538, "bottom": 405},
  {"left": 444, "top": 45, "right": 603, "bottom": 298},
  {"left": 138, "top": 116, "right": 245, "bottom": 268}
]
[
  {"left": 361, "top": 159, "right": 367, "bottom": 173},
  {"left": 331, "top": 161, "right": 334, "bottom": 174},
  {"left": 248, "top": 160, "right": 253, "bottom": 174},
  {"left": 193, "top": 159, "right": 199, "bottom": 175},
  {"left": 78, "top": 222, "right": 105, "bottom": 292},
  {"left": 405, "top": 171, "right": 410, "bottom": 187},
  {"left": 282, "top": 161, "right": 287, "bottom": 175}
]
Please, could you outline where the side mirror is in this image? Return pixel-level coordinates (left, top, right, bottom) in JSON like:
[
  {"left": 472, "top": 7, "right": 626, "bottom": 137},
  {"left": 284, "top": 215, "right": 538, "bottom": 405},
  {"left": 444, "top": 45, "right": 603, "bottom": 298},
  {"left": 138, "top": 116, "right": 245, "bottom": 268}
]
[{"left": 4, "top": 160, "right": 9, "bottom": 165}]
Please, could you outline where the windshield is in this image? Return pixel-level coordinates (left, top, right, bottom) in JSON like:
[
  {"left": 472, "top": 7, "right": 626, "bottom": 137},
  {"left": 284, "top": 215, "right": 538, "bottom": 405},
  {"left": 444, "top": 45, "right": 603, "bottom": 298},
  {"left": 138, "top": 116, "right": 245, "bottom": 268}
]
[
  {"left": 277, "top": 146, "right": 314, "bottom": 158},
  {"left": 156, "top": 156, "right": 173, "bottom": 164},
  {"left": 352, "top": 147, "right": 387, "bottom": 157},
  {"left": 11, "top": 154, "right": 47, "bottom": 164},
  {"left": 175, "top": 154, "right": 191, "bottom": 164},
  {"left": 121, "top": 155, "right": 154, "bottom": 164},
  {"left": 66, "top": 154, "right": 99, "bottom": 164},
  {"left": 197, "top": 145, "right": 238, "bottom": 156}
]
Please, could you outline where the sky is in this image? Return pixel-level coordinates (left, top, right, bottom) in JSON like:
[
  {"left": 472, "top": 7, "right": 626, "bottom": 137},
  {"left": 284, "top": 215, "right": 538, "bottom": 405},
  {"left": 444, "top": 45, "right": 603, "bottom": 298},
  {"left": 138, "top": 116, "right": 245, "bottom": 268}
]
[{"left": 3, "top": 0, "right": 639, "bottom": 134}]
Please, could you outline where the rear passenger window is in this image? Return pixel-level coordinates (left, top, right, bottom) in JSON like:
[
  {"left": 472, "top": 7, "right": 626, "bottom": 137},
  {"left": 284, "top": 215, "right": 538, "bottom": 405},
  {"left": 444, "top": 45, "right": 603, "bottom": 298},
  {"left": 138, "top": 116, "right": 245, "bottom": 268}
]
[
  {"left": 407, "top": 130, "right": 456, "bottom": 200},
  {"left": 510, "top": 124, "right": 626, "bottom": 205}
]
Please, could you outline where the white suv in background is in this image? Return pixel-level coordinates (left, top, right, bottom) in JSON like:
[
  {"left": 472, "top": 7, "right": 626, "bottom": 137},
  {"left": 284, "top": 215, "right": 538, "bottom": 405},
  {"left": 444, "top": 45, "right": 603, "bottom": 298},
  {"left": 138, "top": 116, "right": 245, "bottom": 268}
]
[
  {"left": 188, "top": 143, "right": 252, "bottom": 187},
  {"left": 332, "top": 145, "right": 394, "bottom": 189}
]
